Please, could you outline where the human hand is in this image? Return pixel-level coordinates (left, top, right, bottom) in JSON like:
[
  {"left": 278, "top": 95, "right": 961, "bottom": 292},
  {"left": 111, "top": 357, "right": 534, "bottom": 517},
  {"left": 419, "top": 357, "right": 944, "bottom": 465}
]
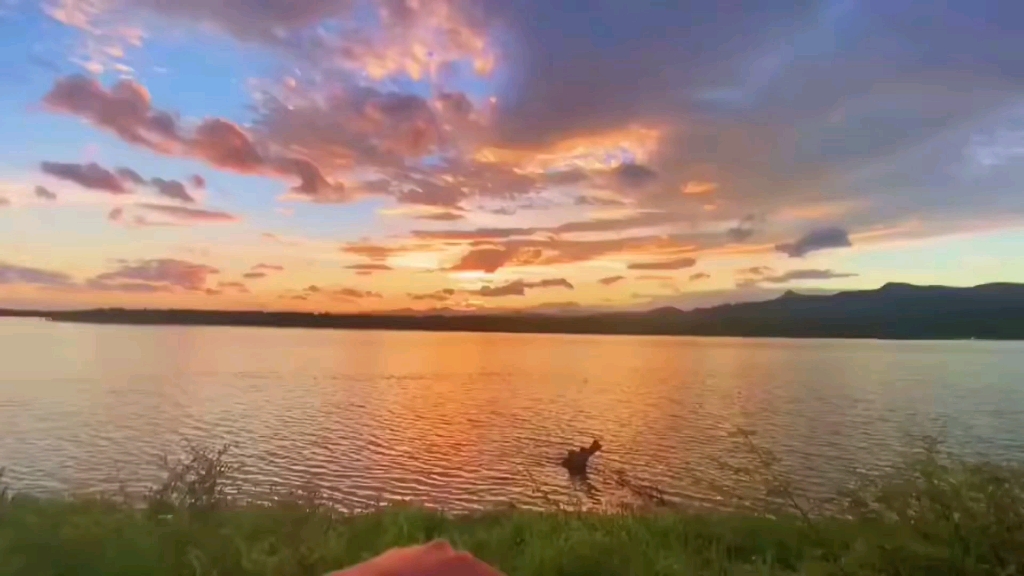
[{"left": 327, "top": 540, "right": 505, "bottom": 576}]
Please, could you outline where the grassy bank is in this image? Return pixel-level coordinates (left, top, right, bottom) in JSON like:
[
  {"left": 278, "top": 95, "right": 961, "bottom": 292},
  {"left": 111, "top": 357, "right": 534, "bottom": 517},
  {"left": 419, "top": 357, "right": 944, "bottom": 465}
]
[{"left": 2, "top": 440, "right": 1022, "bottom": 575}]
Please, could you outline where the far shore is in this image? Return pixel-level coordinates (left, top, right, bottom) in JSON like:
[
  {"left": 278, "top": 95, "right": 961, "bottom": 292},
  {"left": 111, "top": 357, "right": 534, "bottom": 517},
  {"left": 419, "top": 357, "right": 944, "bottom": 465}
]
[{"left": 4, "top": 280, "right": 1024, "bottom": 341}]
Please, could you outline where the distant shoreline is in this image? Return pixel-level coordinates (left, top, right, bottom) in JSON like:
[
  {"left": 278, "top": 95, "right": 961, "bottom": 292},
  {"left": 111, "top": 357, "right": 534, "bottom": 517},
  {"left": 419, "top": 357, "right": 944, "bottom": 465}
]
[{"left": 4, "top": 282, "right": 1024, "bottom": 340}]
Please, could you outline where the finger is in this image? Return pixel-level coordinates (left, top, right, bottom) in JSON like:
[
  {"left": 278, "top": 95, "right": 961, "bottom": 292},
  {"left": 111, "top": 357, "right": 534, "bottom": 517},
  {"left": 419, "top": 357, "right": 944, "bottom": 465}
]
[
  {"left": 434, "top": 551, "right": 507, "bottom": 576},
  {"left": 329, "top": 540, "right": 457, "bottom": 576}
]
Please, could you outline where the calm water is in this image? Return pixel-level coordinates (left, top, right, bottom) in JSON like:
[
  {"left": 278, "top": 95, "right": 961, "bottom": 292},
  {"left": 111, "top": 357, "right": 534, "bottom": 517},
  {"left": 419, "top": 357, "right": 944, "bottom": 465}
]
[{"left": 2, "top": 318, "right": 1024, "bottom": 511}]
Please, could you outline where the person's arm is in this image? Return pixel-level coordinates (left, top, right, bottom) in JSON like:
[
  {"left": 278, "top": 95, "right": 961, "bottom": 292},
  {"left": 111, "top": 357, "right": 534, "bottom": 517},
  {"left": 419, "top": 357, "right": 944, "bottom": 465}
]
[{"left": 328, "top": 540, "right": 506, "bottom": 576}]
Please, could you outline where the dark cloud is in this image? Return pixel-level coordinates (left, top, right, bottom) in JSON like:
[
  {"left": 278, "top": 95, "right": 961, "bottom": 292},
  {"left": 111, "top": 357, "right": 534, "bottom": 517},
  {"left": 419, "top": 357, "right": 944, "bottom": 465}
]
[
  {"left": 614, "top": 163, "right": 659, "bottom": 189},
  {"left": 0, "top": 262, "right": 74, "bottom": 286},
  {"left": 545, "top": 169, "right": 590, "bottom": 186},
  {"left": 190, "top": 175, "right": 206, "bottom": 188},
  {"left": 473, "top": 277, "right": 574, "bottom": 298},
  {"left": 775, "top": 227, "right": 852, "bottom": 258},
  {"left": 136, "top": 203, "right": 238, "bottom": 223},
  {"left": 217, "top": 281, "right": 250, "bottom": 294},
  {"left": 475, "top": 0, "right": 1024, "bottom": 240},
  {"left": 115, "top": 167, "right": 147, "bottom": 185},
  {"left": 252, "top": 263, "right": 284, "bottom": 272},
  {"left": 575, "top": 194, "right": 627, "bottom": 207},
  {"left": 34, "top": 186, "right": 57, "bottom": 201},
  {"left": 414, "top": 210, "right": 465, "bottom": 221},
  {"left": 0, "top": 197, "right": 9, "bottom": 207},
  {"left": 41, "top": 161, "right": 127, "bottom": 194},
  {"left": 689, "top": 272, "right": 710, "bottom": 281},
  {"left": 331, "top": 287, "right": 383, "bottom": 299},
  {"left": 410, "top": 288, "right": 457, "bottom": 302},
  {"left": 726, "top": 214, "right": 757, "bottom": 242},
  {"left": 598, "top": 275, "right": 625, "bottom": 286},
  {"left": 108, "top": 207, "right": 124, "bottom": 221},
  {"left": 627, "top": 257, "right": 697, "bottom": 271},
  {"left": 242, "top": 272, "right": 267, "bottom": 280},
  {"left": 46, "top": 1, "right": 1024, "bottom": 255},
  {"left": 761, "top": 269, "right": 858, "bottom": 284},
  {"left": 89, "top": 258, "right": 219, "bottom": 291},
  {"left": 448, "top": 247, "right": 536, "bottom": 273},
  {"left": 150, "top": 178, "right": 196, "bottom": 203}
]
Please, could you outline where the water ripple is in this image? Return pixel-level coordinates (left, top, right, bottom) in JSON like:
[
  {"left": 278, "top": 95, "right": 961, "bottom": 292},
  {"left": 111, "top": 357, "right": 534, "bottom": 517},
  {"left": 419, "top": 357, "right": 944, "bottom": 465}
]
[{"left": 2, "top": 320, "right": 1024, "bottom": 510}]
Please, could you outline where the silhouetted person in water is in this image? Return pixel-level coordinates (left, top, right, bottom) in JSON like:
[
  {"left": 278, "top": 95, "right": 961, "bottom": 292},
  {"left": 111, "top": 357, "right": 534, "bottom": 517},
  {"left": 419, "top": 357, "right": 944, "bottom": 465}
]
[{"left": 560, "top": 439, "right": 602, "bottom": 476}]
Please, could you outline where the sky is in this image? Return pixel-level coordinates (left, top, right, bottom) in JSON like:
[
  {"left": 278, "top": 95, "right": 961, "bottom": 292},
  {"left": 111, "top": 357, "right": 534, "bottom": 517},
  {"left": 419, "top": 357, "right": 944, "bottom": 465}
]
[{"left": 0, "top": 0, "right": 1022, "bottom": 314}]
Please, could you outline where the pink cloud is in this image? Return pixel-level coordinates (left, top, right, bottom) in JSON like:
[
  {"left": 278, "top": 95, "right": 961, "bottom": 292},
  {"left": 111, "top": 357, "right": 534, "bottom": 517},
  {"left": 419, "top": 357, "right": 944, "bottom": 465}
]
[
  {"left": 42, "top": 75, "right": 341, "bottom": 199},
  {"left": 0, "top": 262, "right": 75, "bottom": 286},
  {"left": 136, "top": 203, "right": 238, "bottom": 223},
  {"left": 43, "top": 76, "right": 180, "bottom": 153},
  {"left": 88, "top": 258, "right": 219, "bottom": 292}
]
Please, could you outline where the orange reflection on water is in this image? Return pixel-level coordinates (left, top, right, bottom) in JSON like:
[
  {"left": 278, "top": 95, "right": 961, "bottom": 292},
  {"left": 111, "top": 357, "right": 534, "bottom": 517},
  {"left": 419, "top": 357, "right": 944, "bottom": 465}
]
[{"left": 2, "top": 319, "right": 1023, "bottom": 511}]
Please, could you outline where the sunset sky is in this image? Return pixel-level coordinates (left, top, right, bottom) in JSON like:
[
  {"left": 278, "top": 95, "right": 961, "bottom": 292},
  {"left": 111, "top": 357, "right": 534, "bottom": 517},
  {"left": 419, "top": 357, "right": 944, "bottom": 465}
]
[{"left": 0, "top": 0, "right": 1022, "bottom": 313}]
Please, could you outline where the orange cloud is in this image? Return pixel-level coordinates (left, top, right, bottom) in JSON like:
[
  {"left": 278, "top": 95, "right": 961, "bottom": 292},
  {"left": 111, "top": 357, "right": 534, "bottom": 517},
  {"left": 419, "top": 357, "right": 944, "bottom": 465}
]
[
  {"left": 627, "top": 257, "right": 697, "bottom": 270},
  {"left": 473, "top": 125, "right": 662, "bottom": 174},
  {"left": 681, "top": 181, "right": 719, "bottom": 195},
  {"left": 88, "top": 258, "right": 219, "bottom": 292}
]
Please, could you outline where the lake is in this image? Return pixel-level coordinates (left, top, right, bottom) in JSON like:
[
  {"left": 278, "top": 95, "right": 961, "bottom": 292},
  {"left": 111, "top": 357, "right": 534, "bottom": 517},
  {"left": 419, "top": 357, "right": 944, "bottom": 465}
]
[{"left": 2, "top": 317, "right": 1023, "bottom": 511}]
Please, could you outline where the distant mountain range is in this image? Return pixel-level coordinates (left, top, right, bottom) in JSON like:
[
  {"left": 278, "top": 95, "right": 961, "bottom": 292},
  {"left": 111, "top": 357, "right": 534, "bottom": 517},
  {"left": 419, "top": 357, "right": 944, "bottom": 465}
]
[{"left": 3, "top": 282, "right": 1024, "bottom": 340}]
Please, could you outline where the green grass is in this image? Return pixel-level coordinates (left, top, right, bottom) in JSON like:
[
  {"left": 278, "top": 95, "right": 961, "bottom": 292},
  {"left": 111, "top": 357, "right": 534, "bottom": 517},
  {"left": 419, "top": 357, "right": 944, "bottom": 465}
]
[{"left": 1, "top": 438, "right": 1022, "bottom": 575}]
